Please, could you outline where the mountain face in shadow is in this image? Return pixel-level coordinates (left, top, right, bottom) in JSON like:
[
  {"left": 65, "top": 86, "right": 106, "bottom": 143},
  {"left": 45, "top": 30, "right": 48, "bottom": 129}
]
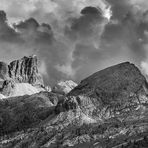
[
  {"left": 69, "top": 62, "right": 147, "bottom": 97},
  {"left": 0, "top": 61, "right": 148, "bottom": 148}
]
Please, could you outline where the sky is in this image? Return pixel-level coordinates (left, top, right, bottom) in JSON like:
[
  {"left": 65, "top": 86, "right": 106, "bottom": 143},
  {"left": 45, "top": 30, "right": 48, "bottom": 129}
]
[{"left": 0, "top": 0, "right": 148, "bottom": 86}]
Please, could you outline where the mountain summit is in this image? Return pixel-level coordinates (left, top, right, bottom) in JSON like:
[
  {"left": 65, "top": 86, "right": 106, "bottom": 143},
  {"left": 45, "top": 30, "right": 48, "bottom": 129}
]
[
  {"left": 69, "top": 62, "right": 148, "bottom": 103},
  {"left": 57, "top": 62, "right": 148, "bottom": 115},
  {"left": 8, "top": 55, "right": 44, "bottom": 86},
  {"left": 0, "top": 55, "right": 45, "bottom": 97}
]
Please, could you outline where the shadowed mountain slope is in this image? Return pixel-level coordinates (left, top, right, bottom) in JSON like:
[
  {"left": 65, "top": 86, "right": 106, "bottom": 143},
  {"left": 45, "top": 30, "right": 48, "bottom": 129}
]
[{"left": 69, "top": 62, "right": 147, "bottom": 98}]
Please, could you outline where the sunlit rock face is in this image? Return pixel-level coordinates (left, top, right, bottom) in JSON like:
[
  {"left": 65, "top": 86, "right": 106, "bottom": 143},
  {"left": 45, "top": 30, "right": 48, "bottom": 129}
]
[
  {"left": 52, "top": 80, "right": 77, "bottom": 94},
  {"left": 8, "top": 55, "right": 44, "bottom": 86}
]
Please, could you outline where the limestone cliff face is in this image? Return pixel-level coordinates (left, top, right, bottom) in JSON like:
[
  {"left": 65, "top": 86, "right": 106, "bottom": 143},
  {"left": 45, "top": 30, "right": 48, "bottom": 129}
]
[{"left": 8, "top": 55, "right": 44, "bottom": 86}]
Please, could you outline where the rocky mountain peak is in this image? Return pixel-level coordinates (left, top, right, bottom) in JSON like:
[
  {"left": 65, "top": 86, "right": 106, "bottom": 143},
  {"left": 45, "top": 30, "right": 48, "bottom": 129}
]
[
  {"left": 8, "top": 55, "right": 44, "bottom": 86},
  {"left": 52, "top": 80, "right": 77, "bottom": 94},
  {"left": 56, "top": 62, "right": 148, "bottom": 121},
  {"left": 69, "top": 62, "right": 147, "bottom": 98}
]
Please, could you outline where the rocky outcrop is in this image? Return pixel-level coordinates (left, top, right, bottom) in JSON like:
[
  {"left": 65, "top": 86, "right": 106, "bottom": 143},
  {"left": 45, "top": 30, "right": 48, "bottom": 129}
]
[
  {"left": 56, "top": 62, "right": 148, "bottom": 122},
  {"left": 52, "top": 80, "right": 77, "bottom": 94},
  {"left": 0, "top": 55, "right": 45, "bottom": 97},
  {"left": 1, "top": 79, "right": 15, "bottom": 96},
  {"left": 8, "top": 55, "right": 44, "bottom": 86},
  {"left": 69, "top": 62, "right": 147, "bottom": 97}
]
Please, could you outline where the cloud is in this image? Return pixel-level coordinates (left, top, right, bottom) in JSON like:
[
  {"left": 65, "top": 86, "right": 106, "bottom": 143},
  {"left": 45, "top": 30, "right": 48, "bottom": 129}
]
[
  {"left": 141, "top": 61, "right": 148, "bottom": 75},
  {"left": 0, "top": 11, "right": 69, "bottom": 85},
  {"left": 70, "top": 0, "right": 148, "bottom": 81},
  {"left": 55, "top": 63, "right": 76, "bottom": 78},
  {"left": 0, "top": 0, "right": 111, "bottom": 24},
  {"left": 0, "top": 0, "right": 57, "bottom": 23},
  {"left": 0, "top": 0, "right": 148, "bottom": 86}
]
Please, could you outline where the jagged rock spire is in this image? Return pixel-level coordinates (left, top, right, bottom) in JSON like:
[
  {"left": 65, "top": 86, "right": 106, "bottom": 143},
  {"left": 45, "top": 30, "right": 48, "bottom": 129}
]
[{"left": 8, "top": 55, "right": 44, "bottom": 86}]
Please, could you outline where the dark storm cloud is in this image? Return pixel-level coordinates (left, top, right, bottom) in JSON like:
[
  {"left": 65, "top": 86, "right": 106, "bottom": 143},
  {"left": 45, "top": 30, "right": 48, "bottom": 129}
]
[
  {"left": 14, "top": 18, "right": 54, "bottom": 44},
  {"left": 0, "top": 0, "right": 112, "bottom": 85},
  {"left": 65, "top": 6, "right": 105, "bottom": 39},
  {"left": 81, "top": 6, "right": 102, "bottom": 15},
  {"left": 14, "top": 18, "right": 39, "bottom": 30},
  {"left": 0, "top": 11, "right": 71, "bottom": 85},
  {"left": 14, "top": 16, "right": 73, "bottom": 85},
  {"left": 63, "top": 6, "right": 110, "bottom": 81},
  {"left": 0, "top": 11, "right": 22, "bottom": 42},
  {"left": 102, "top": 0, "right": 148, "bottom": 64},
  {"left": 1, "top": 0, "right": 148, "bottom": 86},
  {"left": 66, "top": 0, "right": 148, "bottom": 81}
]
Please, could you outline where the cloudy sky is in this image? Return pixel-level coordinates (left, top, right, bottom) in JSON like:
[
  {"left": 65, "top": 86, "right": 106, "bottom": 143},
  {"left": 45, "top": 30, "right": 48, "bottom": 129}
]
[{"left": 0, "top": 0, "right": 148, "bottom": 85}]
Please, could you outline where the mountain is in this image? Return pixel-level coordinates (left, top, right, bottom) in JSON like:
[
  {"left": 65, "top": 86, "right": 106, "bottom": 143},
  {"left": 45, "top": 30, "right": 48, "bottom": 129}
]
[
  {"left": 0, "top": 55, "right": 46, "bottom": 97},
  {"left": 52, "top": 80, "right": 77, "bottom": 94},
  {"left": 8, "top": 55, "right": 44, "bottom": 86},
  {"left": 54, "top": 62, "right": 148, "bottom": 147},
  {"left": 0, "top": 62, "right": 148, "bottom": 148},
  {"left": 49, "top": 62, "right": 148, "bottom": 147},
  {"left": 69, "top": 62, "right": 147, "bottom": 97}
]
